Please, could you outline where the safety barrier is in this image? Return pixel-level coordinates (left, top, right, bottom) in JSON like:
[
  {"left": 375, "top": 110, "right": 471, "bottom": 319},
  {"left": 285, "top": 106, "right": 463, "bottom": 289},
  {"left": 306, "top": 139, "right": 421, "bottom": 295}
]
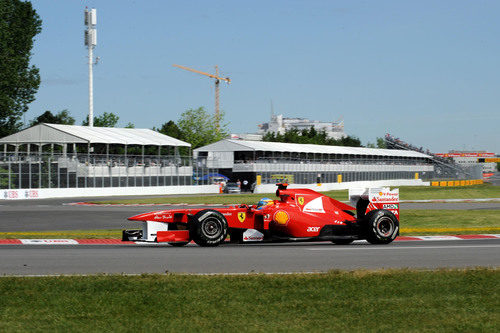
[{"left": 431, "top": 179, "right": 484, "bottom": 187}]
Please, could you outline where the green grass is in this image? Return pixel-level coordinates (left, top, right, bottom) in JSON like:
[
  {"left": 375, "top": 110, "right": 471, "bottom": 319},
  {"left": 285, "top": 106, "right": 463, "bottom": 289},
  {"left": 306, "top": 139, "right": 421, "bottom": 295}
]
[
  {"left": 0, "top": 229, "right": 121, "bottom": 239},
  {"left": 94, "top": 184, "right": 500, "bottom": 205},
  {"left": 395, "top": 184, "right": 500, "bottom": 200},
  {"left": 401, "top": 209, "right": 500, "bottom": 235},
  {"left": 1, "top": 210, "right": 498, "bottom": 239},
  {"left": 0, "top": 269, "right": 498, "bottom": 332}
]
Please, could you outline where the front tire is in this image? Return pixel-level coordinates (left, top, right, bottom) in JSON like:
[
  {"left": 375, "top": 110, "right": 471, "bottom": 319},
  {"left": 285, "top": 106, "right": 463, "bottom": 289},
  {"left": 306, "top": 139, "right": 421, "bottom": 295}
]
[
  {"left": 190, "top": 210, "right": 228, "bottom": 247},
  {"left": 363, "top": 209, "right": 399, "bottom": 244}
]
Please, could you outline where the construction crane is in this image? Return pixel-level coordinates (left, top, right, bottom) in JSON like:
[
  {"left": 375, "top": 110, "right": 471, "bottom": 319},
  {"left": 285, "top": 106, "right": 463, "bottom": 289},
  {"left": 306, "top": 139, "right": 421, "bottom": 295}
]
[{"left": 173, "top": 64, "right": 231, "bottom": 132}]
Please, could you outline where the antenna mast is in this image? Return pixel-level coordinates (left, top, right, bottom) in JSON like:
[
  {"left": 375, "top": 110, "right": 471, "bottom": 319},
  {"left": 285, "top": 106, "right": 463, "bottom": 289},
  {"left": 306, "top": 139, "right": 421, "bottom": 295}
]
[{"left": 84, "top": 8, "right": 97, "bottom": 127}]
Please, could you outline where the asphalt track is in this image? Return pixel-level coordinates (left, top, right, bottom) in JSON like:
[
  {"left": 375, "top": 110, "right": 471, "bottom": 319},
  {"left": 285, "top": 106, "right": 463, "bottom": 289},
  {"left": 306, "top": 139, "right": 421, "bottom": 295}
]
[
  {"left": 1, "top": 239, "right": 499, "bottom": 275},
  {"left": 0, "top": 196, "right": 499, "bottom": 232}
]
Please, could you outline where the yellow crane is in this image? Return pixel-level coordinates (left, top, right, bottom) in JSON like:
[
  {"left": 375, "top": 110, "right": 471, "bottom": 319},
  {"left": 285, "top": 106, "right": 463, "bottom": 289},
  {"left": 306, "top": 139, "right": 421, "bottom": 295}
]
[{"left": 173, "top": 64, "right": 231, "bottom": 132}]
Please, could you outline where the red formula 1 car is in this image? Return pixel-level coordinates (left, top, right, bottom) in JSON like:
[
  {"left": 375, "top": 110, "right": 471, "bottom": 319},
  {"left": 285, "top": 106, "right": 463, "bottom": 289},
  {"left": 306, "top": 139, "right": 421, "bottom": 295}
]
[{"left": 122, "top": 184, "right": 400, "bottom": 246}]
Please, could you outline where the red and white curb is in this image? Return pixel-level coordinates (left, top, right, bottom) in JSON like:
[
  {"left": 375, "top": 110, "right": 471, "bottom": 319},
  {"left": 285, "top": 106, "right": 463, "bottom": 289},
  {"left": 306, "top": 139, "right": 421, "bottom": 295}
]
[{"left": 0, "top": 234, "right": 499, "bottom": 245}]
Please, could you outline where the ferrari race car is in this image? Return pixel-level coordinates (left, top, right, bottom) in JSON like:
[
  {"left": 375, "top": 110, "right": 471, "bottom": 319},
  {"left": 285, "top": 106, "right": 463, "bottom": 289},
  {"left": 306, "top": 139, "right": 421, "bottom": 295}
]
[{"left": 122, "top": 184, "right": 400, "bottom": 246}]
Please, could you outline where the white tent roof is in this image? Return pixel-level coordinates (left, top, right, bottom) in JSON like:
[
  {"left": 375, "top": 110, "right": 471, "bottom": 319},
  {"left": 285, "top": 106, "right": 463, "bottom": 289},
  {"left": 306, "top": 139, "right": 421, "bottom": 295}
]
[
  {"left": 0, "top": 123, "right": 190, "bottom": 147},
  {"left": 195, "top": 139, "right": 430, "bottom": 158}
]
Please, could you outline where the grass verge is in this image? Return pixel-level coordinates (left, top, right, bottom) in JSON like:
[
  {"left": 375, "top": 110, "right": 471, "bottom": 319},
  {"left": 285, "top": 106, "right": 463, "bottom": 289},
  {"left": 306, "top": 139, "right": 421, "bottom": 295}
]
[
  {"left": 93, "top": 184, "right": 500, "bottom": 205},
  {"left": 0, "top": 269, "right": 498, "bottom": 332},
  {"left": 0, "top": 229, "right": 122, "bottom": 239},
  {"left": 401, "top": 209, "right": 500, "bottom": 235}
]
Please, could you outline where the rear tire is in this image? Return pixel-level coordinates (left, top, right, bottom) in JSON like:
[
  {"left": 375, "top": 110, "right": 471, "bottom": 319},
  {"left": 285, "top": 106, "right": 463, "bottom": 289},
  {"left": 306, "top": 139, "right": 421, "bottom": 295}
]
[
  {"left": 190, "top": 210, "right": 228, "bottom": 247},
  {"left": 363, "top": 209, "right": 399, "bottom": 244}
]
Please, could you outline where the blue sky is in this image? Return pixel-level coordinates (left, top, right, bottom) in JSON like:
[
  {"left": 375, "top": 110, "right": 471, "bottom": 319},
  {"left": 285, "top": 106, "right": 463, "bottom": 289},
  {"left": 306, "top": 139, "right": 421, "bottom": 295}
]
[{"left": 27, "top": 0, "right": 499, "bottom": 153}]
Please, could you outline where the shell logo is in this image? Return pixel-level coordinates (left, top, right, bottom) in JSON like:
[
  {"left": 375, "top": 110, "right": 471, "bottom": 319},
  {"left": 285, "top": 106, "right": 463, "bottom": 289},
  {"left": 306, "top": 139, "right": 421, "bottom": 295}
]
[
  {"left": 379, "top": 192, "right": 383, "bottom": 196},
  {"left": 273, "top": 210, "right": 290, "bottom": 225}
]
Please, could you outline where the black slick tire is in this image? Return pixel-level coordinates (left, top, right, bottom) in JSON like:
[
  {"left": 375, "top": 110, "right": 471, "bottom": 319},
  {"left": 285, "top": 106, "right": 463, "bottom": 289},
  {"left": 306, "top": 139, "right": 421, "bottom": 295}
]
[
  {"left": 189, "top": 210, "right": 228, "bottom": 247},
  {"left": 363, "top": 209, "right": 399, "bottom": 244}
]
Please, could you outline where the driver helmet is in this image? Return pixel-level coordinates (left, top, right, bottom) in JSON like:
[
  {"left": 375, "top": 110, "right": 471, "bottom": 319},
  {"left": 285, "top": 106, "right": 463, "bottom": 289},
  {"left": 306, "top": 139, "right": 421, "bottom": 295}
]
[{"left": 257, "top": 198, "right": 273, "bottom": 210}]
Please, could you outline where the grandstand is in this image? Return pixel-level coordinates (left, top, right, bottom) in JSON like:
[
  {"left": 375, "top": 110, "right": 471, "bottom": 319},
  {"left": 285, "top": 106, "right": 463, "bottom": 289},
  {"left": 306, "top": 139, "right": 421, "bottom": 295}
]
[
  {"left": 194, "top": 139, "right": 434, "bottom": 185},
  {"left": 384, "top": 134, "right": 482, "bottom": 180},
  {"left": 0, "top": 124, "right": 217, "bottom": 190}
]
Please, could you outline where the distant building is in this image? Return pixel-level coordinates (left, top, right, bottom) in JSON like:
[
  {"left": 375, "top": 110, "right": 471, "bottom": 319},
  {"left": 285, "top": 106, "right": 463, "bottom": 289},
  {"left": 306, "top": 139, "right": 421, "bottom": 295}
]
[
  {"left": 228, "top": 133, "right": 263, "bottom": 141},
  {"left": 435, "top": 150, "right": 498, "bottom": 175},
  {"left": 258, "top": 114, "right": 346, "bottom": 140}
]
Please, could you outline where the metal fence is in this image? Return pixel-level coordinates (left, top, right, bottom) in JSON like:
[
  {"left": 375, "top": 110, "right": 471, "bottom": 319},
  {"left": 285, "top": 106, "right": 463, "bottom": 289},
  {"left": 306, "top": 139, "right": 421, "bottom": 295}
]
[
  {"left": 0, "top": 153, "right": 484, "bottom": 190},
  {"left": 0, "top": 153, "right": 218, "bottom": 189}
]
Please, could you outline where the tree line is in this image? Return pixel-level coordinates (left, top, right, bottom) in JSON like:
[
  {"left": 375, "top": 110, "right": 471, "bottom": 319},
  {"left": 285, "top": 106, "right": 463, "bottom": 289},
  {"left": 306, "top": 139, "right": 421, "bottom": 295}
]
[{"left": 262, "top": 127, "right": 363, "bottom": 147}]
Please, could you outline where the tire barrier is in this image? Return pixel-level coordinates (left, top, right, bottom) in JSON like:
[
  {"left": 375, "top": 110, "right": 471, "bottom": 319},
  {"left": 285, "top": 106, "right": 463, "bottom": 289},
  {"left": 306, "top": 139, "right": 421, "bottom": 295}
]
[{"left": 431, "top": 179, "right": 484, "bottom": 187}]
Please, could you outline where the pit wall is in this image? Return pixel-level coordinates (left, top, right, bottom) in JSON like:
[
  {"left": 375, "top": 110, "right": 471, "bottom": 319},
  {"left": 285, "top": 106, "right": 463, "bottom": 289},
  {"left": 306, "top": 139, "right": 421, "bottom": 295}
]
[
  {"left": 0, "top": 185, "right": 220, "bottom": 200},
  {"left": 253, "top": 179, "right": 430, "bottom": 194}
]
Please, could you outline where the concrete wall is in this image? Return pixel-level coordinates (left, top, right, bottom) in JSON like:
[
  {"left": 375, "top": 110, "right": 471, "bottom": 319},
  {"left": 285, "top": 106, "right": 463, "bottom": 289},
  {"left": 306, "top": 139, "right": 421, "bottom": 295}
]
[
  {"left": 0, "top": 185, "right": 220, "bottom": 200},
  {"left": 253, "top": 179, "right": 430, "bottom": 194},
  {"left": 1, "top": 179, "right": 429, "bottom": 200}
]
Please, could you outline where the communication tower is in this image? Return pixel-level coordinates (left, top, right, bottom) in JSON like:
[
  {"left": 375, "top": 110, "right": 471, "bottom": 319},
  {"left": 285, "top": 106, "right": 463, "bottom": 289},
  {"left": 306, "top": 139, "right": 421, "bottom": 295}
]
[{"left": 84, "top": 8, "right": 97, "bottom": 127}]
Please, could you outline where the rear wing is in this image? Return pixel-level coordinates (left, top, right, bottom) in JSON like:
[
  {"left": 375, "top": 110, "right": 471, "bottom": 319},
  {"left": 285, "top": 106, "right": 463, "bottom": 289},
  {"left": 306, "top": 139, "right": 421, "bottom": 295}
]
[{"left": 349, "top": 187, "right": 399, "bottom": 219}]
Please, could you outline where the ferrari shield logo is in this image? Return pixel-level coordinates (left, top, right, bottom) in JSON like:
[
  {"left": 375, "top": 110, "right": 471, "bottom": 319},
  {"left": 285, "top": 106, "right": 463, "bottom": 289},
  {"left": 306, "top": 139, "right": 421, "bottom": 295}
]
[
  {"left": 238, "top": 212, "right": 246, "bottom": 222},
  {"left": 298, "top": 196, "right": 305, "bottom": 205}
]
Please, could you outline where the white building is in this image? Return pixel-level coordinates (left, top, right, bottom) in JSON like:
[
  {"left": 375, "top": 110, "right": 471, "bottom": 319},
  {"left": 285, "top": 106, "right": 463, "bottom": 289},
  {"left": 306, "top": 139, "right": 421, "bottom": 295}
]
[{"left": 258, "top": 114, "right": 346, "bottom": 140}]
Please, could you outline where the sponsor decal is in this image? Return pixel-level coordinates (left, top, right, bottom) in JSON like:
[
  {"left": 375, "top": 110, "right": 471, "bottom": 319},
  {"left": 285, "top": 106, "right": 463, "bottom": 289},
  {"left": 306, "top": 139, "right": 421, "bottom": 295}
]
[
  {"left": 297, "top": 196, "right": 305, "bottom": 205},
  {"left": 222, "top": 212, "right": 233, "bottom": 217},
  {"left": 24, "top": 190, "right": 39, "bottom": 198},
  {"left": 243, "top": 229, "right": 264, "bottom": 241},
  {"left": 273, "top": 210, "right": 290, "bottom": 225},
  {"left": 238, "top": 212, "right": 246, "bottom": 222},
  {"left": 383, "top": 204, "right": 399, "bottom": 210},
  {"left": 303, "top": 197, "right": 325, "bottom": 214},
  {"left": 306, "top": 226, "right": 320, "bottom": 232},
  {"left": 389, "top": 209, "right": 399, "bottom": 216},
  {"left": 3, "top": 190, "right": 19, "bottom": 199},
  {"left": 153, "top": 214, "right": 173, "bottom": 220},
  {"left": 20, "top": 239, "right": 79, "bottom": 245},
  {"left": 264, "top": 214, "right": 271, "bottom": 220}
]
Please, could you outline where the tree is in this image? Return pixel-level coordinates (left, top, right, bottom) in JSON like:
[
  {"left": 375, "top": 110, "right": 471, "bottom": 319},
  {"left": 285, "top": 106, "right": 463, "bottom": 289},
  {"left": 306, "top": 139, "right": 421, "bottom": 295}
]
[
  {"left": 124, "top": 122, "right": 135, "bottom": 128},
  {"left": 30, "top": 109, "right": 75, "bottom": 126},
  {"left": 155, "top": 120, "right": 183, "bottom": 140},
  {"left": 0, "top": 0, "right": 42, "bottom": 137},
  {"left": 376, "top": 137, "right": 387, "bottom": 149},
  {"left": 82, "top": 112, "right": 119, "bottom": 127},
  {"left": 262, "top": 127, "right": 362, "bottom": 147},
  {"left": 176, "top": 107, "right": 228, "bottom": 148}
]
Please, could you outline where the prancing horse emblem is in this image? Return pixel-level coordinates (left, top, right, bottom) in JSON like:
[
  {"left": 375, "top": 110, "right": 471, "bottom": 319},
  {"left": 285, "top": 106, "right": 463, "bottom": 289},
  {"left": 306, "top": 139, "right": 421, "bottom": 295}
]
[
  {"left": 238, "top": 212, "right": 246, "bottom": 222},
  {"left": 298, "top": 196, "right": 305, "bottom": 205}
]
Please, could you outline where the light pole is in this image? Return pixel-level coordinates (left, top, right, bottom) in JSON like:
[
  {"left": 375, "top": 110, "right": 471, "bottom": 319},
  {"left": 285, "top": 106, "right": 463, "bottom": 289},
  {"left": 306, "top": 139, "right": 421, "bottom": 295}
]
[{"left": 84, "top": 8, "right": 97, "bottom": 127}]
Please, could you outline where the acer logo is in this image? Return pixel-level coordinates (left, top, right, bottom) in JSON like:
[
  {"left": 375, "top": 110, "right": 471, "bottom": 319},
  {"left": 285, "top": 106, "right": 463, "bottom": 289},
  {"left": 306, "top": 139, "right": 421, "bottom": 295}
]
[{"left": 306, "top": 227, "right": 320, "bottom": 232}]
